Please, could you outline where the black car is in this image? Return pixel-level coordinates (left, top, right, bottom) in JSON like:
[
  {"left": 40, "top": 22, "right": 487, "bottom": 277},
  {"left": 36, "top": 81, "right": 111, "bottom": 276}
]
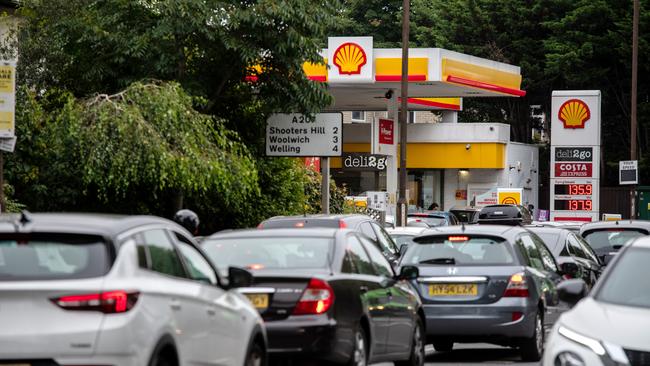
[
  {"left": 477, "top": 205, "right": 533, "bottom": 226},
  {"left": 579, "top": 220, "right": 650, "bottom": 264},
  {"left": 527, "top": 226, "right": 602, "bottom": 288},
  {"left": 399, "top": 225, "right": 565, "bottom": 361},
  {"left": 202, "top": 228, "right": 425, "bottom": 366},
  {"left": 258, "top": 214, "right": 401, "bottom": 266}
]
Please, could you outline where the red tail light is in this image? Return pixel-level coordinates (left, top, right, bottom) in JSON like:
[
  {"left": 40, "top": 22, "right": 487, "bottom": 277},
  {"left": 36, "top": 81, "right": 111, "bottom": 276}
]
[
  {"left": 339, "top": 220, "right": 348, "bottom": 229},
  {"left": 293, "top": 278, "right": 334, "bottom": 315},
  {"left": 257, "top": 223, "right": 264, "bottom": 229},
  {"left": 503, "top": 273, "right": 529, "bottom": 297},
  {"left": 52, "top": 291, "right": 139, "bottom": 313}
]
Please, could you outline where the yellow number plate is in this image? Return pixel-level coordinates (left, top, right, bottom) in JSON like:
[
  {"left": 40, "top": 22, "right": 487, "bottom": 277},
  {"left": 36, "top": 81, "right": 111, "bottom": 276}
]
[
  {"left": 429, "top": 284, "right": 478, "bottom": 296},
  {"left": 245, "top": 294, "right": 269, "bottom": 309}
]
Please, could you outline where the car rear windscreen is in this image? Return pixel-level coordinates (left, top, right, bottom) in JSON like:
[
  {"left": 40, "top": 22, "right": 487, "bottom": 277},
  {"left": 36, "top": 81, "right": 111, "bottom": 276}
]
[
  {"left": 0, "top": 233, "right": 110, "bottom": 281},
  {"left": 405, "top": 235, "right": 515, "bottom": 266},
  {"left": 261, "top": 219, "right": 340, "bottom": 229},
  {"left": 203, "top": 237, "right": 332, "bottom": 270},
  {"left": 408, "top": 215, "right": 446, "bottom": 227},
  {"left": 583, "top": 229, "right": 647, "bottom": 252}
]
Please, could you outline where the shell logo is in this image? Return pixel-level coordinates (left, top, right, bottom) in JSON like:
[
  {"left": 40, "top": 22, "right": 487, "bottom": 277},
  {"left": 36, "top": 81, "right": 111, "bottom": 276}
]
[
  {"left": 333, "top": 42, "right": 367, "bottom": 75},
  {"left": 558, "top": 99, "right": 591, "bottom": 129}
]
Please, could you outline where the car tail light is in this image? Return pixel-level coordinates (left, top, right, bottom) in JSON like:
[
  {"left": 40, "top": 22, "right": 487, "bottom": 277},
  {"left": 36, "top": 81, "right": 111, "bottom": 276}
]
[
  {"left": 293, "top": 278, "right": 334, "bottom": 315},
  {"left": 512, "top": 312, "right": 524, "bottom": 321},
  {"left": 52, "top": 291, "right": 139, "bottom": 313},
  {"left": 257, "top": 223, "right": 264, "bottom": 229},
  {"left": 448, "top": 236, "right": 469, "bottom": 242},
  {"left": 503, "top": 273, "right": 529, "bottom": 297},
  {"left": 339, "top": 220, "right": 348, "bottom": 229}
]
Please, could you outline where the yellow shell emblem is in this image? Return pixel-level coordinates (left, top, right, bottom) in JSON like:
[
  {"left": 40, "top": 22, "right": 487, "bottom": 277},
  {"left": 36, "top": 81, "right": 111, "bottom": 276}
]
[
  {"left": 558, "top": 99, "right": 591, "bottom": 129},
  {"left": 333, "top": 42, "right": 367, "bottom": 75}
]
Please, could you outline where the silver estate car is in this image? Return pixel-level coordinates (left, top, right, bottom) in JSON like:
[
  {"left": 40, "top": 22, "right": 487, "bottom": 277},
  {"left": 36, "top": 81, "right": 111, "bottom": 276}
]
[{"left": 399, "top": 225, "right": 565, "bottom": 362}]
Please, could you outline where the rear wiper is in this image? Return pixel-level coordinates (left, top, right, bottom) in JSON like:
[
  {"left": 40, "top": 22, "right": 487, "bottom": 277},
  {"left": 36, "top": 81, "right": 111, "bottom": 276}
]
[{"left": 419, "top": 258, "right": 455, "bottom": 265}]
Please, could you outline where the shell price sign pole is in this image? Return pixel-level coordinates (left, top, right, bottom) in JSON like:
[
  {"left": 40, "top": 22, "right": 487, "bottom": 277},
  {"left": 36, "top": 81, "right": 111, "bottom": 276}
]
[{"left": 550, "top": 91, "right": 601, "bottom": 222}]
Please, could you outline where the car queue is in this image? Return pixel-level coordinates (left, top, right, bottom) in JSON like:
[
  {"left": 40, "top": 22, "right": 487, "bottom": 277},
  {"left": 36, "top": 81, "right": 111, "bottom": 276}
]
[{"left": 1, "top": 207, "right": 649, "bottom": 366}]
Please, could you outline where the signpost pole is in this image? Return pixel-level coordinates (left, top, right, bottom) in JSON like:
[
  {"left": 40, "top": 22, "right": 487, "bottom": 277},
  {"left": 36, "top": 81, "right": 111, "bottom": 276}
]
[
  {"left": 321, "top": 157, "right": 330, "bottom": 215},
  {"left": 631, "top": 0, "right": 640, "bottom": 219},
  {"left": 397, "top": 0, "right": 410, "bottom": 227},
  {"left": 0, "top": 152, "right": 4, "bottom": 213}
]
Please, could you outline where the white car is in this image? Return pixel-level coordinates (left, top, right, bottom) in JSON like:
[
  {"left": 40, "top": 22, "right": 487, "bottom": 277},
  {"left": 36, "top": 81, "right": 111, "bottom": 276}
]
[
  {"left": 0, "top": 212, "right": 266, "bottom": 366},
  {"left": 543, "top": 235, "right": 650, "bottom": 366},
  {"left": 386, "top": 226, "right": 432, "bottom": 251}
]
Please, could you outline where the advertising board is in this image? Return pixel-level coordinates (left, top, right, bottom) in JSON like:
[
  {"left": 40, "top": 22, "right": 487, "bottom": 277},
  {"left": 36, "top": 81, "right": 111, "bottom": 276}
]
[{"left": 550, "top": 91, "right": 601, "bottom": 222}]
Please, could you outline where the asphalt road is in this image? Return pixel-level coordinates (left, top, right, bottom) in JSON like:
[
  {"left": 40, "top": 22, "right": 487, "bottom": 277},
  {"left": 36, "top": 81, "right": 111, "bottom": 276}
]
[{"left": 373, "top": 343, "right": 541, "bottom": 366}]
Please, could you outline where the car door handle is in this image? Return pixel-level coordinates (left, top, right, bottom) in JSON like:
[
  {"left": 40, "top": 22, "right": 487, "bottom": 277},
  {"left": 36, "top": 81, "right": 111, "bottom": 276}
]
[
  {"left": 359, "top": 286, "right": 368, "bottom": 294},
  {"left": 206, "top": 307, "right": 217, "bottom": 316},
  {"left": 170, "top": 300, "right": 182, "bottom": 311}
]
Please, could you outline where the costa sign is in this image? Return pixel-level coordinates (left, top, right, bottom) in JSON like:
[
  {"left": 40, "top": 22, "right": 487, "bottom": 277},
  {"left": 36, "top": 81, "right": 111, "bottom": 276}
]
[{"left": 555, "top": 163, "right": 593, "bottom": 178}]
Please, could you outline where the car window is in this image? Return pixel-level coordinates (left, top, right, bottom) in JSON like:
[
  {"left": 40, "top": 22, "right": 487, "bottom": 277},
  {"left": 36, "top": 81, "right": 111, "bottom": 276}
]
[
  {"left": 595, "top": 247, "right": 650, "bottom": 308},
  {"left": 404, "top": 235, "right": 514, "bottom": 266},
  {"left": 371, "top": 222, "right": 398, "bottom": 255},
  {"left": 566, "top": 233, "right": 588, "bottom": 259},
  {"left": 359, "top": 235, "right": 395, "bottom": 277},
  {"left": 359, "top": 222, "right": 378, "bottom": 241},
  {"left": 174, "top": 234, "right": 218, "bottom": 285},
  {"left": 531, "top": 233, "right": 558, "bottom": 272},
  {"left": 575, "top": 235, "right": 600, "bottom": 263},
  {"left": 0, "top": 233, "right": 109, "bottom": 281},
  {"left": 142, "top": 229, "right": 186, "bottom": 278},
  {"left": 345, "top": 235, "right": 375, "bottom": 275},
  {"left": 519, "top": 234, "right": 545, "bottom": 270},
  {"left": 583, "top": 229, "right": 647, "bottom": 252}
]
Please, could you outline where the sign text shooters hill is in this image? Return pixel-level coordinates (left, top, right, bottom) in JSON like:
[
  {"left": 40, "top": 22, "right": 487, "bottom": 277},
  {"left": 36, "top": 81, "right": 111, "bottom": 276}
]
[{"left": 266, "top": 113, "right": 343, "bottom": 157}]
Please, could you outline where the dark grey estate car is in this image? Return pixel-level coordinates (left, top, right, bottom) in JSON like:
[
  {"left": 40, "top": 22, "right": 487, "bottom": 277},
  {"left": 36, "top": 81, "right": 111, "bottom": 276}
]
[
  {"left": 399, "top": 225, "right": 565, "bottom": 362},
  {"left": 579, "top": 220, "right": 650, "bottom": 264}
]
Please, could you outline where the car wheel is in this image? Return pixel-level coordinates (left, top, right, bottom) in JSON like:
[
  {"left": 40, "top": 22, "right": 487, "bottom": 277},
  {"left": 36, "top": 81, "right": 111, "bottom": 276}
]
[
  {"left": 245, "top": 341, "right": 266, "bottom": 366},
  {"left": 347, "top": 326, "right": 368, "bottom": 366},
  {"left": 432, "top": 340, "right": 453, "bottom": 352},
  {"left": 520, "top": 311, "right": 544, "bottom": 361},
  {"left": 149, "top": 347, "right": 176, "bottom": 366},
  {"left": 395, "top": 318, "right": 425, "bottom": 366}
]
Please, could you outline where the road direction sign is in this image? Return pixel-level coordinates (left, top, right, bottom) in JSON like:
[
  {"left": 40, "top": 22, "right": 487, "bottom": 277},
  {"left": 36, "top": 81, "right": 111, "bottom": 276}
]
[{"left": 266, "top": 113, "right": 342, "bottom": 157}]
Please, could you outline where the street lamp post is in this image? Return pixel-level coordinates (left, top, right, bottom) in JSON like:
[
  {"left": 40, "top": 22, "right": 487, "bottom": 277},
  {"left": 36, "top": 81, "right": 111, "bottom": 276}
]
[{"left": 397, "top": 0, "right": 410, "bottom": 227}]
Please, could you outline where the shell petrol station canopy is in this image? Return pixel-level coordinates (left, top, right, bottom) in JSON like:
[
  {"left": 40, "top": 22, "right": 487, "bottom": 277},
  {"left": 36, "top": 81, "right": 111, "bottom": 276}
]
[{"left": 299, "top": 37, "right": 525, "bottom": 111}]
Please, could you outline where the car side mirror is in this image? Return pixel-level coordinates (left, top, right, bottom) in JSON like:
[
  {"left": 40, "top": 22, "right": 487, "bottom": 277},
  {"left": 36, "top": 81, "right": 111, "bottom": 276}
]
[
  {"left": 557, "top": 279, "right": 588, "bottom": 307},
  {"left": 399, "top": 243, "right": 409, "bottom": 257},
  {"left": 227, "top": 266, "right": 253, "bottom": 289},
  {"left": 397, "top": 265, "right": 419, "bottom": 281},
  {"left": 560, "top": 262, "right": 581, "bottom": 278}
]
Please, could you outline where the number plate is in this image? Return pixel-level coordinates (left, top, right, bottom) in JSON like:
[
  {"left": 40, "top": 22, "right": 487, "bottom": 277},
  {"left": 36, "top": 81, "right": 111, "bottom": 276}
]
[
  {"left": 428, "top": 284, "right": 478, "bottom": 296},
  {"left": 245, "top": 294, "right": 269, "bottom": 309}
]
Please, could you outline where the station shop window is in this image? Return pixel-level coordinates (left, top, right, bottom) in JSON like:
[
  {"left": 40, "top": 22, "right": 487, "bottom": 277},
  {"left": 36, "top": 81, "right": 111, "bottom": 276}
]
[
  {"left": 333, "top": 169, "right": 443, "bottom": 211},
  {"left": 351, "top": 111, "right": 366, "bottom": 122}
]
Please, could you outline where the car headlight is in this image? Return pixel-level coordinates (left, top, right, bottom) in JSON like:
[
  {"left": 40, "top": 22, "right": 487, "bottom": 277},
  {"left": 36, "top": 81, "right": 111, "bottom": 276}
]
[
  {"left": 558, "top": 326, "right": 606, "bottom": 356},
  {"left": 557, "top": 326, "right": 630, "bottom": 365}
]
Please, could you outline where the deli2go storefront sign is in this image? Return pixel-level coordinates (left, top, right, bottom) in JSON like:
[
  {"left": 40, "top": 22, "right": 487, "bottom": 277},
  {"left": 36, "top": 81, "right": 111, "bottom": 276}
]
[{"left": 343, "top": 153, "right": 387, "bottom": 171}]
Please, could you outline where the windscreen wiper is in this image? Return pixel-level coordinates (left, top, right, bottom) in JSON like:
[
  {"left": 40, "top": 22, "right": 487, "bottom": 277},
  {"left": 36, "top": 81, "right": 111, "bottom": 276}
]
[{"left": 419, "top": 257, "right": 456, "bottom": 265}]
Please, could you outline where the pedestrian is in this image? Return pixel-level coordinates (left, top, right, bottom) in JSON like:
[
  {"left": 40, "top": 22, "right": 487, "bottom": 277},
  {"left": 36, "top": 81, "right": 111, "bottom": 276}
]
[
  {"left": 173, "top": 209, "right": 200, "bottom": 236},
  {"left": 427, "top": 202, "right": 439, "bottom": 211}
]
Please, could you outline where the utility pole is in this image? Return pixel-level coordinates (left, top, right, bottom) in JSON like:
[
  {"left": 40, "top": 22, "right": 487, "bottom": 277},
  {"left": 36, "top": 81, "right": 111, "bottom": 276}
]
[
  {"left": 631, "top": 0, "right": 639, "bottom": 219},
  {"left": 396, "top": 0, "right": 410, "bottom": 227}
]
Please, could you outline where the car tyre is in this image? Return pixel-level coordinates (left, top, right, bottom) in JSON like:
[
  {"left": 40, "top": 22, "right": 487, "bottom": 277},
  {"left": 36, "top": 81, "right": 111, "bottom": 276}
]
[
  {"left": 432, "top": 340, "right": 453, "bottom": 352},
  {"left": 245, "top": 341, "right": 266, "bottom": 366},
  {"left": 347, "top": 326, "right": 368, "bottom": 366},
  {"left": 520, "top": 311, "right": 544, "bottom": 361},
  {"left": 395, "top": 318, "right": 425, "bottom": 366},
  {"left": 148, "top": 346, "right": 177, "bottom": 366}
]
